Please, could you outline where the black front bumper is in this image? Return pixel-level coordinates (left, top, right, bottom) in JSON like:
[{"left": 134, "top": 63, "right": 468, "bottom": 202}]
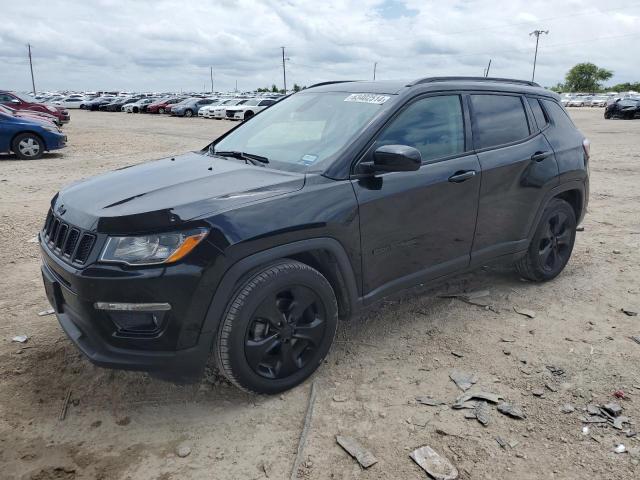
[{"left": 40, "top": 240, "right": 215, "bottom": 382}]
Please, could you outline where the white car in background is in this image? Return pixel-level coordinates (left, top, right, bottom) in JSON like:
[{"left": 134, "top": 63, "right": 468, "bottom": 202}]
[
  {"left": 211, "top": 99, "right": 249, "bottom": 119},
  {"left": 197, "top": 100, "right": 223, "bottom": 118},
  {"left": 224, "top": 98, "right": 277, "bottom": 120},
  {"left": 589, "top": 95, "right": 608, "bottom": 107},
  {"left": 54, "top": 96, "right": 89, "bottom": 109},
  {"left": 566, "top": 96, "right": 590, "bottom": 107},
  {"left": 122, "top": 98, "right": 156, "bottom": 113}
]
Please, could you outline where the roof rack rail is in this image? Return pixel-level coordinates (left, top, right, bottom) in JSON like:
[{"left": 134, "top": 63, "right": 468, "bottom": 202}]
[
  {"left": 306, "top": 80, "right": 358, "bottom": 89},
  {"left": 412, "top": 76, "right": 540, "bottom": 88}
]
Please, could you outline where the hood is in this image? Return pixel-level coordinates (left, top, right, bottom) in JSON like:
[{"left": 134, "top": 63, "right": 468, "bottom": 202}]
[
  {"left": 15, "top": 114, "right": 57, "bottom": 128},
  {"left": 54, "top": 152, "right": 305, "bottom": 233}
]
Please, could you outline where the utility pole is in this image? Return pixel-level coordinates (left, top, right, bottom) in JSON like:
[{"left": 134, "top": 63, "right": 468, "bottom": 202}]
[
  {"left": 27, "top": 44, "right": 36, "bottom": 94},
  {"left": 529, "top": 30, "right": 548, "bottom": 82},
  {"left": 484, "top": 59, "right": 491, "bottom": 77},
  {"left": 281, "top": 46, "right": 287, "bottom": 93},
  {"left": 210, "top": 66, "right": 214, "bottom": 93},
  {"left": 373, "top": 62, "right": 377, "bottom": 81}
]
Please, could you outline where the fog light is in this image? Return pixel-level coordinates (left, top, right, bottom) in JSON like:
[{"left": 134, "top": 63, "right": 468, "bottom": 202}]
[{"left": 107, "top": 311, "right": 161, "bottom": 333}]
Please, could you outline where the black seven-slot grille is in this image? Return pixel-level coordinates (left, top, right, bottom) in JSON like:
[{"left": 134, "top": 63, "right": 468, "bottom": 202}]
[{"left": 42, "top": 209, "right": 96, "bottom": 265}]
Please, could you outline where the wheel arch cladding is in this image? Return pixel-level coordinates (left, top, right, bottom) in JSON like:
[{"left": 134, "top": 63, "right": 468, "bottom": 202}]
[
  {"left": 200, "top": 238, "right": 359, "bottom": 336},
  {"left": 554, "top": 189, "right": 582, "bottom": 222}
]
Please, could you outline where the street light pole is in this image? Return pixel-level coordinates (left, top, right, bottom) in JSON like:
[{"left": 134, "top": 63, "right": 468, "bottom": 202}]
[
  {"left": 529, "top": 30, "right": 548, "bottom": 82},
  {"left": 27, "top": 44, "right": 36, "bottom": 94},
  {"left": 281, "top": 46, "right": 287, "bottom": 93}
]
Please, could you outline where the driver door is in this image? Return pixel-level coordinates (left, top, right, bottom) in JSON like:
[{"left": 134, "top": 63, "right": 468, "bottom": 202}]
[{"left": 352, "top": 94, "right": 481, "bottom": 301}]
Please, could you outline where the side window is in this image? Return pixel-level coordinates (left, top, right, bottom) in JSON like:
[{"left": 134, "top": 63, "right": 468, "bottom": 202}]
[
  {"left": 374, "top": 95, "right": 465, "bottom": 163},
  {"left": 470, "top": 94, "right": 530, "bottom": 149},
  {"left": 541, "top": 99, "right": 576, "bottom": 129},
  {"left": 527, "top": 97, "right": 548, "bottom": 130},
  {"left": 0, "top": 94, "right": 13, "bottom": 102}
]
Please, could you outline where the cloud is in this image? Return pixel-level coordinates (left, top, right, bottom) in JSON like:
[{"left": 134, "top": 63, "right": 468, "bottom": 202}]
[{"left": 0, "top": 0, "right": 638, "bottom": 92}]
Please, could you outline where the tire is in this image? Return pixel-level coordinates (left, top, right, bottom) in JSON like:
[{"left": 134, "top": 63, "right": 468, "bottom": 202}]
[
  {"left": 158, "top": 107, "right": 165, "bottom": 114},
  {"left": 604, "top": 111, "right": 611, "bottom": 119},
  {"left": 515, "top": 198, "right": 576, "bottom": 282},
  {"left": 133, "top": 107, "right": 139, "bottom": 113},
  {"left": 12, "top": 133, "right": 45, "bottom": 160},
  {"left": 184, "top": 109, "right": 193, "bottom": 117},
  {"left": 243, "top": 111, "right": 254, "bottom": 121},
  {"left": 216, "top": 260, "right": 338, "bottom": 394}
]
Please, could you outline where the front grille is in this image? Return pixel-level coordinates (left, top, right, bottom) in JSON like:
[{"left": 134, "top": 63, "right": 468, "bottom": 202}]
[
  {"left": 42, "top": 209, "right": 96, "bottom": 265},
  {"left": 226, "top": 110, "right": 235, "bottom": 118}
]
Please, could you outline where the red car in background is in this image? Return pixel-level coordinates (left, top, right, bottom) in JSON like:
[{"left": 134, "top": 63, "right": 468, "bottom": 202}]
[
  {"left": 0, "top": 91, "right": 70, "bottom": 124},
  {"left": 146, "top": 97, "right": 186, "bottom": 114},
  {"left": 0, "top": 104, "right": 62, "bottom": 127}
]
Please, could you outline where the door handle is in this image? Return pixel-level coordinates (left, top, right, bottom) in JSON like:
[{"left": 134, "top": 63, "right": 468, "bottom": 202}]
[
  {"left": 448, "top": 170, "right": 477, "bottom": 183},
  {"left": 531, "top": 151, "right": 552, "bottom": 162}
]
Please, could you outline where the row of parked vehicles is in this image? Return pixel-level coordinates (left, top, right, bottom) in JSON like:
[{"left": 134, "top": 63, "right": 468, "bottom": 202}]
[
  {"left": 0, "top": 90, "right": 68, "bottom": 160},
  {"left": 35, "top": 91, "right": 284, "bottom": 122},
  {"left": 560, "top": 91, "right": 640, "bottom": 119}
]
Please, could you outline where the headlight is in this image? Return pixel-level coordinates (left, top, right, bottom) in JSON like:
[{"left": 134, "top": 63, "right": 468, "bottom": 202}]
[{"left": 100, "top": 229, "right": 208, "bottom": 266}]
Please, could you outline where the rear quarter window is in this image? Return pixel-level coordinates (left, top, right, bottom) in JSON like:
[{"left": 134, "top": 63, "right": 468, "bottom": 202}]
[
  {"left": 527, "top": 97, "right": 548, "bottom": 130},
  {"left": 470, "top": 94, "right": 530, "bottom": 149},
  {"left": 541, "top": 99, "right": 576, "bottom": 129}
]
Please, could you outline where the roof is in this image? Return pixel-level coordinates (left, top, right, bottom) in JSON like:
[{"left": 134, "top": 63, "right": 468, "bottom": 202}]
[{"left": 307, "top": 77, "right": 556, "bottom": 98}]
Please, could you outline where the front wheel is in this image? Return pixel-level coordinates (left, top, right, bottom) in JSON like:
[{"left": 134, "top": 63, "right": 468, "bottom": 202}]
[
  {"left": 12, "top": 133, "right": 45, "bottom": 160},
  {"left": 515, "top": 198, "right": 576, "bottom": 282},
  {"left": 158, "top": 107, "right": 165, "bottom": 114},
  {"left": 184, "top": 109, "right": 193, "bottom": 117},
  {"left": 216, "top": 260, "right": 338, "bottom": 394}
]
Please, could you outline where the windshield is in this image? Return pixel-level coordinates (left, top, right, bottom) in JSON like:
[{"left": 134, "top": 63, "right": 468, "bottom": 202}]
[
  {"left": 13, "top": 92, "right": 35, "bottom": 103},
  {"left": 212, "top": 91, "right": 389, "bottom": 172}
]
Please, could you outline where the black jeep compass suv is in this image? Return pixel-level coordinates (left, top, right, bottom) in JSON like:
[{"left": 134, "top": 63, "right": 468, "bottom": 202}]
[{"left": 40, "top": 77, "right": 589, "bottom": 394}]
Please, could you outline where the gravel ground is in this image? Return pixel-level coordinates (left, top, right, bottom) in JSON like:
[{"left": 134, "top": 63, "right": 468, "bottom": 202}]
[{"left": 0, "top": 108, "right": 639, "bottom": 480}]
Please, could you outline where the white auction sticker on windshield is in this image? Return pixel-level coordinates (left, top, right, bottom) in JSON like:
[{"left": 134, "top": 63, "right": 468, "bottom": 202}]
[{"left": 344, "top": 93, "right": 390, "bottom": 104}]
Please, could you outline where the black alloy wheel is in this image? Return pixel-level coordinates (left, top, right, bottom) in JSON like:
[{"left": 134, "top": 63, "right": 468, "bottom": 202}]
[
  {"left": 216, "top": 260, "right": 338, "bottom": 394},
  {"left": 516, "top": 198, "right": 576, "bottom": 282}
]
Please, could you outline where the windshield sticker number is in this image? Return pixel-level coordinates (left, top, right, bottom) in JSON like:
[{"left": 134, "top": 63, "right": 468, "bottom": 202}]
[{"left": 344, "top": 93, "right": 390, "bottom": 105}]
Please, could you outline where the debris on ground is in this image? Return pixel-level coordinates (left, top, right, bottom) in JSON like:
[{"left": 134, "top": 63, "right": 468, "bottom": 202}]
[
  {"left": 621, "top": 308, "right": 638, "bottom": 316},
  {"left": 513, "top": 307, "right": 536, "bottom": 318},
  {"left": 451, "top": 351, "right": 464, "bottom": 358},
  {"left": 630, "top": 336, "right": 640, "bottom": 345},
  {"left": 497, "top": 402, "right": 526, "bottom": 419},
  {"left": 38, "top": 308, "right": 55, "bottom": 316},
  {"left": 545, "top": 383, "right": 558, "bottom": 392},
  {"left": 291, "top": 382, "right": 318, "bottom": 479},
  {"left": 474, "top": 401, "right": 491, "bottom": 426},
  {"left": 11, "top": 335, "right": 28, "bottom": 343},
  {"left": 416, "top": 396, "right": 446, "bottom": 406},
  {"left": 576, "top": 226, "right": 585, "bottom": 232},
  {"left": 27, "top": 236, "right": 39, "bottom": 243},
  {"left": 500, "top": 337, "right": 516, "bottom": 343},
  {"left": 452, "top": 391, "right": 503, "bottom": 409},
  {"left": 495, "top": 436, "right": 508, "bottom": 449},
  {"left": 613, "top": 390, "right": 627, "bottom": 399},
  {"left": 336, "top": 436, "right": 378, "bottom": 468},
  {"left": 602, "top": 403, "right": 622, "bottom": 417},
  {"left": 410, "top": 446, "right": 458, "bottom": 480},
  {"left": 176, "top": 443, "right": 191, "bottom": 458},
  {"left": 545, "top": 365, "right": 566, "bottom": 377},
  {"left": 532, "top": 388, "right": 545, "bottom": 397},
  {"left": 614, "top": 444, "right": 626, "bottom": 454},
  {"left": 449, "top": 370, "right": 478, "bottom": 391},
  {"left": 582, "top": 426, "right": 590, "bottom": 435},
  {"left": 332, "top": 394, "right": 348, "bottom": 403},
  {"left": 560, "top": 404, "right": 575, "bottom": 414},
  {"left": 612, "top": 249, "right": 621, "bottom": 254},
  {"left": 59, "top": 388, "right": 72, "bottom": 421}
]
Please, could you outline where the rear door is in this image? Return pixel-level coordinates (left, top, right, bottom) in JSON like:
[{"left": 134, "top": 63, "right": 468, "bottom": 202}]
[
  {"left": 469, "top": 93, "right": 559, "bottom": 263},
  {"left": 352, "top": 94, "right": 481, "bottom": 301}
]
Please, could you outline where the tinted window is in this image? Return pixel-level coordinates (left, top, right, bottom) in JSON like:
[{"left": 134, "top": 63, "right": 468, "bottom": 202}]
[
  {"left": 541, "top": 99, "right": 576, "bottom": 129},
  {"left": 375, "top": 95, "right": 465, "bottom": 163},
  {"left": 470, "top": 94, "right": 530, "bottom": 149},
  {"left": 527, "top": 97, "right": 548, "bottom": 129}
]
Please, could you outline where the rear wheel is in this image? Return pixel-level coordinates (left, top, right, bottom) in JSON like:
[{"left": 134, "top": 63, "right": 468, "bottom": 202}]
[
  {"left": 158, "top": 107, "right": 165, "bottom": 114},
  {"left": 12, "top": 133, "right": 45, "bottom": 160},
  {"left": 243, "top": 111, "right": 254, "bottom": 121},
  {"left": 184, "top": 109, "right": 194, "bottom": 117},
  {"left": 216, "top": 260, "right": 338, "bottom": 394},
  {"left": 515, "top": 198, "right": 576, "bottom": 282}
]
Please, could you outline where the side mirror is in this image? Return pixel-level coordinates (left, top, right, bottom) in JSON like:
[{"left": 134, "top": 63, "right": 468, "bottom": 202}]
[{"left": 372, "top": 145, "right": 422, "bottom": 172}]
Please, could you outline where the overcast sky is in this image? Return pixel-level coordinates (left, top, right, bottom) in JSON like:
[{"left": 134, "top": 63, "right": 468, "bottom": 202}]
[{"left": 1, "top": 0, "right": 638, "bottom": 93}]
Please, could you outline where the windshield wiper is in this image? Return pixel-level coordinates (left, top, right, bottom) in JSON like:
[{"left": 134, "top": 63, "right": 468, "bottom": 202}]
[{"left": 212, "top": 149, "right": 269, "bottom": 166}]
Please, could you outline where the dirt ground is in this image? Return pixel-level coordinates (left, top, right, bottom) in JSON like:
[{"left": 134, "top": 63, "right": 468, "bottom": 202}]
[{"left": 0, "top": 108, "right": 639, "bottom": 480}]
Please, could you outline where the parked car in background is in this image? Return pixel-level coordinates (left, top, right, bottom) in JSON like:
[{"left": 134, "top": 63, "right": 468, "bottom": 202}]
[
  {"left": 605, "top": 98, "right": 640, "bottom": 119},
  {"left": 54, "top": 97, "right": 88, "bottom": 109},
  {"left": 0, "top": 109, "right": 66, "bottom": 159},
  {"left": 0, "top": 104, "right": 62, "bottom": 127},
  {"left": 225, "top": 98, "right": 277, "bottom": 120},
  {"left": 100, "top": 98, "right": 139, "bottom": 112},
  {"left": 146, "top": 97, "right": 186, "bottom": 114},
  {"left": 211, "top": 99, "right": 248, "bottom": 119},
  {"left": 589, "top": 96, "right": 608, "bottom": 107},
  {"left": 123, "top": 98, "right": 157, "bottom": 113},
  {"left": 84, "top": 97, "right": 115, "bottom": 111},
  {"left": 566, "top": 96, "right": 590, "bottom": 107},
  {"left": 198, "top": 100, "right": 224, "bottom": 118},
  {"left": 0, "top": 91, "right": 70, "bottom": 124},
  {"left": 171, "top": 98, "right": 216, "bottom": 117}
]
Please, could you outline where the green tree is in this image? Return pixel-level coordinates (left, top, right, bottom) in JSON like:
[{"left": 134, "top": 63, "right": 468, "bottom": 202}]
[
  {"left": 607, "top": 82, "right": 640, "bottom": 92},
  {"left": 271, "top": 84, "right": 279, "bottom": 93},
  {"left": 293, "top": 83, "right": 301, "bottom": 92},
  {"left": 549, "top": 83, "right": 565, "bottom": 93},
  {"left": 564, "top": 63, "right": 613, "bottom": 92}
]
